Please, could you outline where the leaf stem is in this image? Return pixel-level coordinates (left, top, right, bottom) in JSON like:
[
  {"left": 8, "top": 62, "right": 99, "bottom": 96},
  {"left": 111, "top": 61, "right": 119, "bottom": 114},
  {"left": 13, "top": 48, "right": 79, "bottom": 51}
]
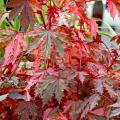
[{"left": 40, "top": 11, "right": 47, "bottom": 29}]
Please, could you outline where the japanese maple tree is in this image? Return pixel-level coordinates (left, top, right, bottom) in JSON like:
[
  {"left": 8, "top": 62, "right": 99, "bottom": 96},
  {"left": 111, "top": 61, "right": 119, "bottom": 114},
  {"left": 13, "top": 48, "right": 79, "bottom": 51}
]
[{"left": 0, "top": 0, "right": 120, "bottom": 120}]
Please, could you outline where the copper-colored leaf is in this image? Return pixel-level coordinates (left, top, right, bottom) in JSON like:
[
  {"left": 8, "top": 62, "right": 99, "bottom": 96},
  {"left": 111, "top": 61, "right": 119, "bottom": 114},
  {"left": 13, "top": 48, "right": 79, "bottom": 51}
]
[{"left": 6, "top": 0, "right": 35, "bottom": 31}]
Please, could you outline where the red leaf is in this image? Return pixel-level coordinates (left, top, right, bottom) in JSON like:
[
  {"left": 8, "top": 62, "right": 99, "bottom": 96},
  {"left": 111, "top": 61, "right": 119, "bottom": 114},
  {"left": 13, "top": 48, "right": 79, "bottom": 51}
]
[
  {"left": 15, "top": 101, "right": 38, "bottom": 120},
  {"left": 47, "top": 6, "right": 59, "bottom": 27},
  {"left": 66, "top": 4, "right": 98, "bottom": 37},
  {"left": 91, "top": 108, "right": 105, "bottom": 116},
  {"left": 111, "top": 35, "right": 120, "bottom": 45},
  {"left": 107, "top": 0, "right": 118, "bottom": 18},
  {"left": 43, "top": 108, "right": 52, "bottom": 120},
  {"left": 90, "top": 19, "right": 98, "bottom": 37},
  {"left": 3, "top": 33, "right": 27, "bottom": 66},
  {"left": 6, "top": 0, "right": 36, "bottom": 31}
]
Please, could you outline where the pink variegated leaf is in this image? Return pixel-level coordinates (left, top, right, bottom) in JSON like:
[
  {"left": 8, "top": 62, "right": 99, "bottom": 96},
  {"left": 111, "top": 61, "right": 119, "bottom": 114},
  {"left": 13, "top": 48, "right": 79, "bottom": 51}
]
[
  {"left": 107, "top": 0, "right": 118, "bottom": 18},
  {"left": 91, "top": 108, "right": 105, "bottom": 116},
  {"left": 43, "top": 108, "right": 52, "bottom": 120},
  {"left": 3, "top": 33, "right": 27, "bottom": 66},
  {"left": 90, "top": 19, "right": 98, "bottom": 37}
]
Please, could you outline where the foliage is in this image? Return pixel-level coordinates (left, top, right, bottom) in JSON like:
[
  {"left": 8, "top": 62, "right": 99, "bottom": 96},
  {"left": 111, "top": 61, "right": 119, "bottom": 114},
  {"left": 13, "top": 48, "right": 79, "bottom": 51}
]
[{"left": 0, "top": 0, "right": 120, "bottom": 119}]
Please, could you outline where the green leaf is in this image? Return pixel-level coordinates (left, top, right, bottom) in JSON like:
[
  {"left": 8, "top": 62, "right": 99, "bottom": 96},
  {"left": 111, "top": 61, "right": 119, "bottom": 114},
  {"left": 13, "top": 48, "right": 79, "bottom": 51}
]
[
  {"left": 42, "top": 81, "right": 56, "bottom": 104},
  {"left": 0, "top": 13, "right": 9, "bottom": 29},
  {"left": 42, "top": 32, "right": 52, "bottom": 59},
  {"left": 54, "top": 39, "right": 64, "bottom": 57},
  {"left": 0, "top": 0, "right": 5, "bottom": 11},
  {"left": 12, "top": 16, "right": 21, "bottom": 31},
  {"left": 54, "top": 79, "right": 66, "bottom": 102},
  {"left": 27, "top": 32, "right": 45, "bottom": 51}
]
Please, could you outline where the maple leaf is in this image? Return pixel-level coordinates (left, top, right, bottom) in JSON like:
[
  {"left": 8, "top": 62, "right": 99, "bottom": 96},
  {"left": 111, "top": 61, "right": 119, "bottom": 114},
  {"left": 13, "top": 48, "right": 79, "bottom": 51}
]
[
  {"left": 114, "top": 0, "right": 120, "bottom": 11},
  {"left": 79, "top": 71, "right": 88, "bottom": 83},
  {"left": 43, "top": 108, "right": 52, "bottom": 120},
  {"left": 0, "top": 98, "right": 17, "bottom": 120},
  {"left": 107, "top": 0, "right": 118, "bottom": 18},
  {"left": 35, "top": 76, "right": 66, "bottom": 104},
  {"left": 15, "top": 101, "right": 38, "bottom": 120},
  {"left": 47, "top": 6, "right": 59, "bottom": 27},
  {"left": 58, "top": 0, "right": 71, "bottom": 7},
  {"left": 110, "top": 99, "right": 120, "bottom": 118},
  {"left": 43, "top": 107, "right": 68, "bottom": 120},
  {"left": 64, "top": 41, "right": 89, "bottom": 67},
  {"left": 56, "top": 113, "right": 68, "bottom": 120},
  {"left": 110, "top": 70, "right": 120, "bottom": 79},
  {"left": 90, "top": 107, "right": 105, "bottom": 116},
  {"left": 59, "top": 68, "right": 78, "bottom": 81},
  {"left": 0, "top": 0, "right": 120, "bottom": 119},
  {"left": 94, "top": 77, "right": 117, "bottom": 98},
  {"left": 2, "top": 33, "right": 27, "bottom": 66},
  {"left": 66, "top": 4, "right": 98, "bottom": 37},
  {"left": 0, "top": 29, "right": 16, "bottom": 47},
  {"left": 26, "top": 29, "right": 64, "bottom": 59},
  {"left": 63, "top": 100, "right": 81, "bottom": 120},
  {"left": 6, "top": 0, "right": 35, "bottom": 31},
  {"left": 63, "top": 94, "right": 101, "bottom": 119},
  {"left": 89, "top": 19, "right": 98, "bottom": 37},
  {"left": 111, "top": 35, "right": 120, "bottom": 45},
  {"left": 76, "top": 94, "right": 101, "bottom": 118},
  {"left": 94, "top": 79, "right": 104, "bottom": 95},
  {"left": 110, "top": 108, "right": 120, "bottom": 118}
]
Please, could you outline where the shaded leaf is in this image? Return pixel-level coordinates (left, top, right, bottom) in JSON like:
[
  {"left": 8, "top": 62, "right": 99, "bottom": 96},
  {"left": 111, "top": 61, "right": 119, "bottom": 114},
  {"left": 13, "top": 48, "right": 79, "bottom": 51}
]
[
  {"left": 110, "top": 108, "right": 120, "bottom": 118},
  {"left": 77, "top": 94, "right": 101, "bottom": 118},
  {"left": 94, "top": 79, "right": 104, "bottom": 95},
  {"left": 111, "top": 35, "right": 120, "bottom": 45},
  {"left": 6, "top": 0, "right": 35, "bottom": 31},
  {"left": 79, "top": 71, "right": 88, "bottom": 83},
  {"left": 43, "top": 108, "right": 52, "bottom": 120},
  {"left": 94, "top": 78, "right": 117, "bottom": 98},
  {"left": 63, "top": 100, "right": 82, "bottom": 120},
  {"left": 110, "top": 98, "right": 120, "bottom": 117},
  {"left": 15, "top": 101, "right": 38, "bottom": 120},
  {"left": 36, "top": 76, "right": 66, "bottom": 104},
  {"left": 0, "top": 29, "right": 16, "bottom": 47}
]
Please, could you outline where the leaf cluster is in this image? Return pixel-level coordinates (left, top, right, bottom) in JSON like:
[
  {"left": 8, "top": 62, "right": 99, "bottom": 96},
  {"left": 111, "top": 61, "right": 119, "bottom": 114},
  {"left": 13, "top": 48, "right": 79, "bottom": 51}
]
[{"left": 0, "top": 0, "right": 119, "bottom": 120}]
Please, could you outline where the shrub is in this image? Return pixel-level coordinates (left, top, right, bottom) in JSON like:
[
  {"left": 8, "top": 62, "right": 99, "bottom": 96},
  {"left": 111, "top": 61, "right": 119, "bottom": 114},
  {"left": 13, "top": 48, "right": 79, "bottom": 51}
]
[{"left": 0, "top": 0, "right": 120, "bottom": 119}]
